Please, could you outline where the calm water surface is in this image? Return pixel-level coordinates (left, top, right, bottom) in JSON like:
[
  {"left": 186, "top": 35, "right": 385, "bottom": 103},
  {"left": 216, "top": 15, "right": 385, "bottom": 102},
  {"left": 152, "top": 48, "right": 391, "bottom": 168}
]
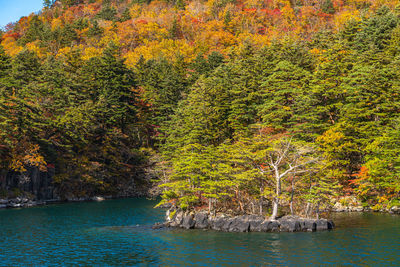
[{"left": 0, "top": 198, "right": 399, "bottom": 266}]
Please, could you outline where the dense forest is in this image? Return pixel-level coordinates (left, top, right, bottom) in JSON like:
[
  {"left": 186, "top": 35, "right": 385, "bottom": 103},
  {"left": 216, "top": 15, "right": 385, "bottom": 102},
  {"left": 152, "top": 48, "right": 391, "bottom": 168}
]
[{"left": 1, "top": 0, "right": 400, "bottom": 217}]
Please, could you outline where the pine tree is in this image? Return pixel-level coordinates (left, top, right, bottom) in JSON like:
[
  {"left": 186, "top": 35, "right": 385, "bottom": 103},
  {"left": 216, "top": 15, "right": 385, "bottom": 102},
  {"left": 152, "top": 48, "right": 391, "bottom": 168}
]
[
  {"left": 0, "top": 45, "right": 11, "bottom": 82},
  {"left": 259, "top": 60, "right": 310, "bottom": 133},
  {"left": 11, "top": 50, "right": 42, "bottom": 88}
]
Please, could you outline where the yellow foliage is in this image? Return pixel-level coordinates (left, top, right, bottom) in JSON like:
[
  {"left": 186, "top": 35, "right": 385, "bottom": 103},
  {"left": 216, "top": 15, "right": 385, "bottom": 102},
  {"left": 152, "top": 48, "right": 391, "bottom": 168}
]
[
  {"left": 125, "top": 39, "right": 197, "bottom": 67},
  {"left": 197, "top": 20, "right": 236, "bottom": 50},
  {"left": 129, "top": 4, "right": 143, "bottom": 19},
  {"left": 237, "top": 32, "right": 270, "bottom": 48},
  {"left": 136, "top": 21, "right": 169, "bottom": 43},
  {"left": 26, "top": 41, "right": 46, "bottom": 58},
  {"left": 10, "top": 144, "right": 47, "bottom": 173},
  {"left": 83, "top": 4, "right": 98, "bottom": 16},
  {"left": 333, "top": 8, "right": 361, "bottom": 32},
  {"left": 98, "top": 29, "right": 121, "bottom": 48},
  {"left": 51, "top": 17, "right": 63, "bottom": 30},
  {"left": 243, "top": 0, "right": 265, "bottom": 9},
  {"left": 281, "top": 4, "right": 296, "bottom": 26},
  {"left": 82, "top": 46, "right": 103, "bottom": 61},
  {"left": 186, "top": 0, "right": 208, "bottom": 17},
  {"left": 56, "top": 47, "right": 72, "bottom": 59},
  {"left": 274, "top": 0, "right": 291, "bottom": 8}
]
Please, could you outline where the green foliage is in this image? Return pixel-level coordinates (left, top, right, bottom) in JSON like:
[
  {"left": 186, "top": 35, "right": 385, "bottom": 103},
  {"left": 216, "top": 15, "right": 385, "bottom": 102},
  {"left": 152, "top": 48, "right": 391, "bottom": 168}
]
[
  {"left": 0, "top": 45, "right": 11, "bottom": 80},
  {"left": 96, "top": 5, "right": 118, "bottom": 21},
  {"left": 11, "top": 50, "right": 42, "bottom": 88},
  {"left": 120, "top": 8, "right": 132, "bottom": 22},
  {"left": 60, "top": 0, "right": 84, "bottom": 7},
  {"left": 259, "top": 60, "right": 310, "bottom": 131},
  {"left": 321, "top": 0, "right": 335, "bottom": 14},
  {"left": 355, "top": 6, "right": 398, "bottom": 51},
  {"left": 43, "top": 0, "right": 56, "bottom": 8},
  {"left": 135, "top": 56, "right": 189, "bottom": 134},
  {"left": 17, "top": 16, "right": 46, "bottom": 45},
  {"left": 3, "top": 2, "right": 400, "bottom": 213},
  {"left": 88, "top": 20, "right": 104, "bottom": 37}
]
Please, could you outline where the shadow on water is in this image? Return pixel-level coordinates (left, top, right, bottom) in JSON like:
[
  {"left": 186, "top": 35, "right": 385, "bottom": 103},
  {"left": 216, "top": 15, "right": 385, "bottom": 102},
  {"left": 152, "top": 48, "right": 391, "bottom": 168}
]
[{"left": 0, "top": 198, "right": 399, "bottom": 266}]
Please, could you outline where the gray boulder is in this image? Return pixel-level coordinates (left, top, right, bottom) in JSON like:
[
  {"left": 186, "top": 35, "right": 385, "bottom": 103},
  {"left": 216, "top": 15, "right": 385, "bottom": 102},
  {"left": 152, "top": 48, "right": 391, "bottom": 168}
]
[
  {"left": 194, "top": 212, "right": 209, "bottom": 229},
  {"left": 268, "top": 221, "right": 281, "bottom": 231},
  {"left": 249, "top": 220, "right": 263, "bottom": 231},
  {"left": 278, "top": 216, "right": 302, "bottom": 232},
  {"left": 229, "top": 216, "right": 250, "bottom": 232},
  {"left": 390, "top": 206, "right": 400, "bottom": 214},
  {"left": 300, "top": 219, "right": 316, "bottom": 232},
  {"left": 222, "top": 218, "right": 235, "bottom": 231},
  {"left": 169, "top": 210, "right": 184, "bottom": 227},
  {"left": 258, "top": 220, "right": 280, "bottom": 232},
  {"left": 279, "top": 220, "right": 301, "bottom": 232},
  {"left": 315, "top": 219, "right": 334, "bottom": 231},
  {"left": 182, "top": 214, "right": 195, "bottom": 229},
  {"left": 210, "top": 216, "right": 234, "bottom": 231}
]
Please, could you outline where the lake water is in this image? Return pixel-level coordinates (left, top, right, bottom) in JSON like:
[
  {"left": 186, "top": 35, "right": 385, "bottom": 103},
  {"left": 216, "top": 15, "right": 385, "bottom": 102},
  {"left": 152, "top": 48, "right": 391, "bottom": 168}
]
[{"left": 0, "top": 198, "right": 399, "bottom": 266}]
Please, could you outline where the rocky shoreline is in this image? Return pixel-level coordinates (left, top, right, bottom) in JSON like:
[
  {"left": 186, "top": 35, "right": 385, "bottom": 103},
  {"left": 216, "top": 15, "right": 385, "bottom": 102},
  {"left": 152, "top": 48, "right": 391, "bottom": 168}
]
[
  {"left": 159, "top": 209, "right": 335, "bottom": 232},
  {"left": 332, "top": 201, "right": 400, "bottom": 214},
  {"left": 0, "top": 196, "right": 111, "bottom": 209},
  {"left": 0, "top": 194, "right": 155, "bottom": 210}
]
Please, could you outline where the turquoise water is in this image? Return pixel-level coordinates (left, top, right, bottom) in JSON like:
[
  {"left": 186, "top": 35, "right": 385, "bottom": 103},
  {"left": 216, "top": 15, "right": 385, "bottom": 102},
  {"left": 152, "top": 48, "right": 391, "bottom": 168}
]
[{"left": 0, "top": 198, "right": 399, "bottom": 266}]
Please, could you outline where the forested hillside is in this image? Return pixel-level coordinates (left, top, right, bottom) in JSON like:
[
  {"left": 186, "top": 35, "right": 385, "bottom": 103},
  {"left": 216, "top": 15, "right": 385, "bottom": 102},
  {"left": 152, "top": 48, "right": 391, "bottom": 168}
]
[{"left": 1, "top": 0, "right": 400, "bottom": 215}]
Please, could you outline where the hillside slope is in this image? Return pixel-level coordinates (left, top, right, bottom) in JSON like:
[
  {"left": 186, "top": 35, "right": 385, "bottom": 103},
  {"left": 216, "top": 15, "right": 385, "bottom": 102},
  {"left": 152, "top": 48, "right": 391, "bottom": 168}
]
[{"left": 1, "top": 0, "right": 400, "bottom": 215}]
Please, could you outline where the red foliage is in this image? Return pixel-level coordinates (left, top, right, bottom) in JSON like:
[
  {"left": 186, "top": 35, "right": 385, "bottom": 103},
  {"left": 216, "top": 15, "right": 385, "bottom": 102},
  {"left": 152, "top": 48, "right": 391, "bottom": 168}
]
[
  {"left": 136, "top": 19, "right": 148, "bottom": 24},
  {"left": 243, "top": 8, "right": 257, "bottom": 13},
  {"left": 332, "top": 0, "right": 344, "bottom": 9},
  {"left": 3, "top": 32, "right": 20, "bottom": 39},
  {"left": 47, "top": 163, "right": 55, "bottom": 169},
  {"left": 317, "top": 12, "right": 332, "bottom": 18},
  {"left": 4, "top": 22, "right": 16, "bottom": 32},
  {"left": 257, "top": 26, "right": 266, "bottom": 34},
  {"left": 349, "top": 166, "right": 369, "bottom": 186},
  {"left": 18, "top": 17, "right": 29, "bottom": 25},
  {"left": 261, "top": 8, "right": 282, "bottom": 17},
  {"left": 191, "top": 17, "right": 200, "bottom": 24}
]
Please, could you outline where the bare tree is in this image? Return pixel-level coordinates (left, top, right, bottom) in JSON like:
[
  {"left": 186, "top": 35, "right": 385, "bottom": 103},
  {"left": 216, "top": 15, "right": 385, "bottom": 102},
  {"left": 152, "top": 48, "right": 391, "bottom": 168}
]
[{"left": 267, "top": 138, "right": 317, "bottom": 220}]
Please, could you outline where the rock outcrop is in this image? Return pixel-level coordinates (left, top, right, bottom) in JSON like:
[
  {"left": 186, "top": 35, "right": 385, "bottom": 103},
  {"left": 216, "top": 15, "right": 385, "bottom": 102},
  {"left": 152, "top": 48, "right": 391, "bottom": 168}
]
[
  {"left": 0, "top": 167, "right": 57, "bottom": 201},
  {"left": 389, "top": 206, "right": 400, "bottom": 214},
  {"left": 163, "top": 209, "right": 334, "bottom": 232}
]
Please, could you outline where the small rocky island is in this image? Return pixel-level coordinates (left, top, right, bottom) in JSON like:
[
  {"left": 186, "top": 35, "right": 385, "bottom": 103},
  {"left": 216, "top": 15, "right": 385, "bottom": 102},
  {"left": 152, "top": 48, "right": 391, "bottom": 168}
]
[{"left": 161, "top": 208, "right": 335, "bottom": 232}]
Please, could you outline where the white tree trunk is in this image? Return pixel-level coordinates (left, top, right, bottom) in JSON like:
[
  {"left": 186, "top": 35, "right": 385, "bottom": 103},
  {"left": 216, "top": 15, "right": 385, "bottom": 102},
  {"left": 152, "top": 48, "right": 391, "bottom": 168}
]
[
  {"left": 271, "top": 199, "right": 279, "bottom": 220},
  {"left": 271, "top": 170, "right": 281, "bottom": 220}
]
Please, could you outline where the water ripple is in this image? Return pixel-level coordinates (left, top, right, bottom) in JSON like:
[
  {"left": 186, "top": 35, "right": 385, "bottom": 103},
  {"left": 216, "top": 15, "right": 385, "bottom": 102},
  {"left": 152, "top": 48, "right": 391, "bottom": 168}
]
[{"left": 0, "top": 199, "right": 399, "bottom": 266}]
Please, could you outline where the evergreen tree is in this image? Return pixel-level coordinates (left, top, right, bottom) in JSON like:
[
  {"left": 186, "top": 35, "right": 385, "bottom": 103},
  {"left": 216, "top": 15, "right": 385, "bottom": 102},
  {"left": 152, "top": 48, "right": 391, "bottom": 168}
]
[
  {"left": 355, "top": 6, "right": 398, "bottom": 52},
  {"left": 11, "top": 50, "right": 42, "bottom": 88},
  {"left": 0, "top": 45, "right": 11, "bottom": 81},
  {"left": 259, "top": 60, "right": 310, "bottom": 132}
]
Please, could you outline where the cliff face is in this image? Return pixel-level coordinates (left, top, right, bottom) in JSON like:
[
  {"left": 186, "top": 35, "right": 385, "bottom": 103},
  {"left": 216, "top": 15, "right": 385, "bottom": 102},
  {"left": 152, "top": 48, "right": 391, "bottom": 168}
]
[{"left": 0, "top": 167, "right": 57, "bottom": 200}]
